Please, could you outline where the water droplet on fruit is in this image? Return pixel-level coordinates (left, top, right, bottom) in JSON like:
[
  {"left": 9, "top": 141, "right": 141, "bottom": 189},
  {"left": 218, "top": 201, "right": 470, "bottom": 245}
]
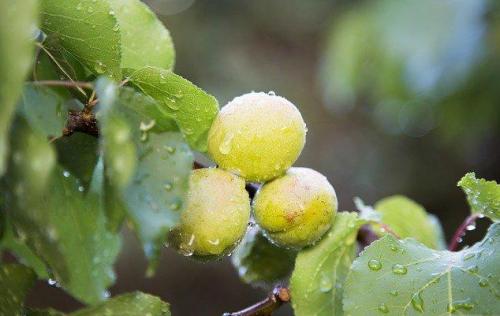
[
  {"left": 219, "top": 133, "right": 234, "bottom": 155},
  {"left": 392, "top": 264, "right": 407, "bottom": 275},
  {"left": 368, "top": 259, "right": 382, "bottom": 271}
]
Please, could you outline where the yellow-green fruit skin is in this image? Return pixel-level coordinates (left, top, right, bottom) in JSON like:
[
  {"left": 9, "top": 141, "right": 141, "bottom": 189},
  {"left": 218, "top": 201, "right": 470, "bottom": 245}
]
[
  {"left": 172, "top": 168, "right": 251, "bottom": 258},
  {"left": 207, "top": 92, "right": 306, "bottom": 182},
  {"left": 253, "top": 167, "right": 337, "bottom": 249}
]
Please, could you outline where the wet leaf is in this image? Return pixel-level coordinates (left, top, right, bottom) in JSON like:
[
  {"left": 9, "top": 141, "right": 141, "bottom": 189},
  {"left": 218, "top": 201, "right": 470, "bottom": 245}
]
[
  {"left": 290, "top": 212, "right": 366, "bottom": 316},
  {"left": 40, "top": 0, "right": 122, "bottom": 79},
  {"left": 128, "top": 67, "right": 219, "bottom": 152},
  {"left": 458, "top": 172, "right": 500, "bottom": 221},
  {"left": 343, "top": 223, "right": 500, "bottom": 315}
]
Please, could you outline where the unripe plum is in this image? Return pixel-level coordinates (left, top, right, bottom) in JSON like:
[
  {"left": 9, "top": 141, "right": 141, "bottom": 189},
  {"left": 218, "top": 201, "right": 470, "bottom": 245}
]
[
  {"left": 170, "top": 168, "right": 251, "bottom": 258},
  {"left": 207, "top": 92, "right": 306, "bottom": 182},
  {"left": 253, "top": 167, "right": 337, "bottom": 249}
]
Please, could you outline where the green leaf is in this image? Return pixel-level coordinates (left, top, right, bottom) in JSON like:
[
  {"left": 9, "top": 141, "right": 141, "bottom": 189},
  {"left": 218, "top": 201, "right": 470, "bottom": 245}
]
[
  {"left": 290, "top": 212, "right": 366, "bottom": 316},
  {"left": 96, "top": 80, "right": 193, "bottom": 270},
  {"left": 54, "top": 133, "right": 99, "bottom": 190},
  {"left": 458, "top": 172, "right": 500, "bottom": 221},
  {"left": 231, "top": 227, "right": 296, "bottom": 288},
  {"left": 20, "top": 84, "right": 68, "bottom": 138},
  {"left": 0, "top": 0, "right": 38, "bottom": 175},
  {"left": 0, "top": 264, "right": 36, "bottom": 316},
  {"left": 70, "top": 292, "right": 170, "bottom": 316},
  {"left": 4, "top": 119, "right": 121, "bottom": 304},
  {"left": 40, "top": 0, "right": 122, "bottom": 79},
  {"left": 128, "top": 66, "right": 219, "bottom": 152},
  {"left": 1, "top": 218, "right": 49, "bottom": 279},
  {"left": 108, "top": 0, "right": 175, "bottom": 70},
  {"left": 343, "top": 223, "right": 500, "bottom": 315},
  {"left": 373, "top": 195, "right": 446, "bottom": 249}
]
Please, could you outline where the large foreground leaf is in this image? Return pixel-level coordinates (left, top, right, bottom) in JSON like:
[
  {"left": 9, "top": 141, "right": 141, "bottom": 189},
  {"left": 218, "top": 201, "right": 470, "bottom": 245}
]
[
  {"left": 343, "top": 223, "right": 500, "bottom": 315},
  {"left": 0, "top": 0, "right": 38, "bottom": 175},
  {"left": 40, "top": 0, "right": 122, "bottom": 79},
  {"left": 109, "top": 0, "right": 175, "bottom": 70},
  {"left": 290, "top": 212, "right": 366, "bottom": 316},
  {"left": 96, "top": 80, "right": 193, "bottom": 270},
  {"left": 458, "top": 172, "right": 499, "bottom": 221},
  {"left": 373, "top": 196, "right": 446, "bottom": 249},
  {"left": 4, "top": 119, "right": 121, "bottom": 304},
  {"left": 0, "top": 264, "right": 36, "bottom": 316},
  {"left": 128, "top": 67, "right": 219, "bottom": 152}
]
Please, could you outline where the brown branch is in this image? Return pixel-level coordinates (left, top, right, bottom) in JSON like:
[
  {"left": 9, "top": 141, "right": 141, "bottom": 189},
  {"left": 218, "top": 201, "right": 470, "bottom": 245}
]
[
  {"left": 32, "top": 80, "right": 93, "bottom": 90},
  {"left": 448, "top": 213, "right": 481, "bottom": 251},
  {"left": 223, "top": 286, "right": 290, "bottom": 316}
]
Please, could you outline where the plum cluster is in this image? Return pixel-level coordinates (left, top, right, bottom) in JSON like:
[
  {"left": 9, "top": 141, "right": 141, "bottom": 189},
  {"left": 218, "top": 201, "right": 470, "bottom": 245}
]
[{"left": 170, "top": 92, "right": 338, "bottom": 258}]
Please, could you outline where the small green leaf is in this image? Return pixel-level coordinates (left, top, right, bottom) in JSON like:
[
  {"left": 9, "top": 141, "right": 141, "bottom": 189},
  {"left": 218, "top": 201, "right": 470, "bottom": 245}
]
[
  {"left": 70, "top": 292, "right": 170, "bottom": 316},
  {"left": 343, "top": 223, "right": 500, "bottom": 315},
  {"left": 232, "top": 227, "right": 296, "bottom": 288},
  {"left": 290, "top": 212, "right": 366, "bottom": 316},
  {"left": 4, "top": 119, "right": 121, "bottom": 304},
  {"left": 40, "top": 0, "right": 122, "bottom": 79},
  {"left": 0, "top": 0, "right": 38, "bottom": 175},
  {"left": 0, "top": 264, "right": 36, "bottom": 316},
  {"left": 458, "top": 172, "right": 500, "bottom": 221},
  {"left": 96, "top": 80, "right": 193, "bottom": 270},
  {"left": 109, "top": 0, "right": 175, "bottom": 70},
  {"left": 373, "top": 195, "right": 446, "bottom": 249},
  {"left": 128, "top": 67, "right": 219, "bottom": 152}
]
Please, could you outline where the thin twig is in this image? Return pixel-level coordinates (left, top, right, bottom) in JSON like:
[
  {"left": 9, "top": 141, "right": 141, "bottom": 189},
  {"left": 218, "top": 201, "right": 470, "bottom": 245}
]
[
  {"left": 32, "top": 80, "right": 93, "bottom": 89},
  {"left": 448, "top": 213, "right": 481, "bottom": 251},
  {"left": 36, "top": 42, "right": 88, "bottom": 97},
  {"left": 223, "top": 285, "right": 290, "bottom": 316}
]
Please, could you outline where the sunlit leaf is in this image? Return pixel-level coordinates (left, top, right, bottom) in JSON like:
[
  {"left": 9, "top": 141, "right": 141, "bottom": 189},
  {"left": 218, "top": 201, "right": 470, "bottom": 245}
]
[
  {"left": 0, "top": 0, "right": 38, "bottom": 175},
  {"left": 458, "top": 172, "right": 500, "bottom": 222},
  {"left": 290, "top": 212, "right": 366, "bottom": 316},
  {"left": 373, "top": 195, "right": 446, "bottom": 249},
  {"left": 343, "top": 223, "right": 500, "bottom": 315},
  {"left": 109, "top": 0, "right": 175, "bottom": 70}
]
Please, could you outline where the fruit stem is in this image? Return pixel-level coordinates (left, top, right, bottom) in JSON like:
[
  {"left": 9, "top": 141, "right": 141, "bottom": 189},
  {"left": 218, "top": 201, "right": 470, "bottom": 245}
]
[
  {"left": 448, "top": 213, "right": 481, "bottom": 251},
  {"left": 222, "top": 285, "right": 290, "bottom": 316}
]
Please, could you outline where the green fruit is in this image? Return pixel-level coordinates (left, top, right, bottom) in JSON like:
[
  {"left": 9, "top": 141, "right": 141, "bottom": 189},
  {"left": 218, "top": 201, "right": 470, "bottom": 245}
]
[
  {"left": 207, "top": 92, "right": 306, "bottom": 182},
  {"left": 170, "top": 168, "right": 251, "bottom": 258},
  {"left": 253, "top": 167, "right": 337, "bottom": 249}
]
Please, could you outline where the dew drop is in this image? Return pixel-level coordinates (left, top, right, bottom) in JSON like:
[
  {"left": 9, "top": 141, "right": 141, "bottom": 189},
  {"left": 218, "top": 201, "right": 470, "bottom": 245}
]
[
  {"left": 389, "top": 290, "right": 398, "bottom": 296},
  {"left": 466, "top": 224, "right": 476, "bottom": 231},
  {"left": 63, "top": 170, "right": 70, "bottom": 177},
  {"left": 219, "top": 133, "right": 234, "bottom": 155},
  {"left": 268, "top": 91, "right": 276, "bottom": 96},
  {"left": 165, "top": 146, "right": 176, "bottom": 154},
  {"left": 479, "top": 278, "right": 489, "bottom": 287},
  {"left": 48, "top": 278, "right": 58, "bottom": 286},
  {"left": 368, "top": 259, "right": 382, "bottom": 271},
  {"left": 411, "top": 292, "right": 424, "bottom": 313},
  {"left": 94, "top": 61, "right": 106, "bottom": 74},
  {"left": 109, "top": 10, "right": 115, "bottom": 15},
  {"left": 164, "top": 182, "right": 173, "bottom": 192},
  {"left": 390, "top": 245, "right": 398, "bottom": 252},
  {"left": 378, "top": 303, "right": 389, "bottom": 314},
  {"left": 392, "top": 264, "right": 407, "bottom": 275}
]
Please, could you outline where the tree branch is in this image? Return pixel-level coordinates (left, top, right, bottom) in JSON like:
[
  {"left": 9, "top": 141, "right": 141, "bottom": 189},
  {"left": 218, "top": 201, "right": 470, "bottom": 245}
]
[
  {"left": 31, "top": 80, "right": 93, "bottom": 89},
  {"left": 448, "top": 213, "right": 481, "bottom": 251},
  {"left": 223, "top": 285, "right": 290, "bottom": 316}
]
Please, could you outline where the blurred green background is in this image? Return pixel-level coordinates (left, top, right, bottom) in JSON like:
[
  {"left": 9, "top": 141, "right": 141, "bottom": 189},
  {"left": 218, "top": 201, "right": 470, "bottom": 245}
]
[{"left": 27, "top": 0, "right": 500, "bottom": 315}]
